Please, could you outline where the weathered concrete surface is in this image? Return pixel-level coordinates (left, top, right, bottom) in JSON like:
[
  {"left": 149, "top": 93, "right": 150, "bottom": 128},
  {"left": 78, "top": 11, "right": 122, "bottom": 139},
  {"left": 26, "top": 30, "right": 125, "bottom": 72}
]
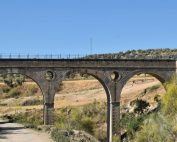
[{"left": 0, "top": 59, "right": 176, "bottom": 68}]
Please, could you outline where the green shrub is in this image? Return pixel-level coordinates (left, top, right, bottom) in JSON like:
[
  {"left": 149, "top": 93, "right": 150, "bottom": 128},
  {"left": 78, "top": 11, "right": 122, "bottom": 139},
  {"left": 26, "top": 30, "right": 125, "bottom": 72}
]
[
  {"left": 112, "top": 135, "right": 120, "bottom": 142},
  {"left": 51, "top": 128, "right": 70, "bottom": 142},
  {"left": 162, "top": 83, "right": 177, "bottom": 115},
  {"left": 132, "top": 76, "right": 177, "bottom": 142},
  {"left": 148, "top": 84, "right": 160, "bottom": 92},
  {"left": 134, "top": 99, "right": 149, "bottom": 114},
  {"left": 80, "top": 117, "right": 94, "bottom": 134},
  {"left": 81, "top": 101, "right": 105, "bottom": 118},
  {"left": 94, "top": 126, "right": 107, "bottom": 142},
  {"left": 54, "top": 102, "right": 106, "bottom": 141},
  {"left": 54, "top": 112, "right": 69, "bottom": 129},
  {"left": 139, "top": 84, "right": 161, "bottom": 98},
  {"left": 13, "top": 110, "right": 43, "bottom": 128},
  {"left": 25, "top": 84, "right": 40, "bottom": 96},
  {"left": 2, "top": 74, "right": 25, "bottom": 88},
  {"left": 1, "top": 85, "right": 10, "bottom": 93},
  {"left": 133, "top": 114, "right": 177, "bottom": 142},
  {"left": 20, "top": 98, "right": 43, "bottom": 106},
  {"left": 120, "top": 113, "right": 145, "bottom": 139},
  {"left": 8, "top": 87, "right": 21, "bottom": 98}
]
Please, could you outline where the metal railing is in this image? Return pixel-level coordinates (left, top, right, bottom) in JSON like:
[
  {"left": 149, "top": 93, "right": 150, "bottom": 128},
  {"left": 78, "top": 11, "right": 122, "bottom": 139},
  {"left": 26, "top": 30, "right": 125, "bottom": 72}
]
[
  {"left": 0, "top": 53, "right": 176, "bottom": 60},
  {"left": 0, "top": 54, "right": 87, "bottom": 59}
]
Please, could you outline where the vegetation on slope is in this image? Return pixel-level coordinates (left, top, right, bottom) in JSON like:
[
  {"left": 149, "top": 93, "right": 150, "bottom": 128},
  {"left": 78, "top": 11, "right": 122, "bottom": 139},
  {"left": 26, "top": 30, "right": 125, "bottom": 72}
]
[
  {"left": 87, "top": 48, "right": 177, "bottom": 59},
  {"left": 10, "top": 101, "right": 107, "bottom": 142},
  {"left": 1, "top": 71, "right": 177, "bottom": 141},
  {"left": 120, "top": 76, "right": 177, "bottom": 142}
]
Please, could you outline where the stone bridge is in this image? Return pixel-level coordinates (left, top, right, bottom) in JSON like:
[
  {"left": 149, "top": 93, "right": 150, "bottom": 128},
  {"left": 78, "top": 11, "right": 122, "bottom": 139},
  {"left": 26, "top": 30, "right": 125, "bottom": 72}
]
[{"left": 0, "top": 59, "right": 176, "bottom": 142}]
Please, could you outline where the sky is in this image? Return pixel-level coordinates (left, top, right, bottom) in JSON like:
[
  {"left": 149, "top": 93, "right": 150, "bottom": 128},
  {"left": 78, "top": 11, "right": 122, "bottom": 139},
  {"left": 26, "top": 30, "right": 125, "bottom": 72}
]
[{"left": 0, "top": 0, "right": 177, "bottom": 55}]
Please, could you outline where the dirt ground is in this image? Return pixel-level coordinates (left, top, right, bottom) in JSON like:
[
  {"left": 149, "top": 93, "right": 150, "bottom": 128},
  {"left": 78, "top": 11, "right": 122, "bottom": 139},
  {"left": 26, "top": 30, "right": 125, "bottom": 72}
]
[
  {"left": 54, "top": 77, "right": 165, "bottom": 108},
  {"left": 0, "top": 119, "right": 53, "bottom": 142}
]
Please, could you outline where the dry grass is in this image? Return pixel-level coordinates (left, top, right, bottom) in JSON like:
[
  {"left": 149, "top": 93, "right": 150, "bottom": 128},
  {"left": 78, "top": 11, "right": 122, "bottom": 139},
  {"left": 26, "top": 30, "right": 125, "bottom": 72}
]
[{"left": 0, "top": 76, "right": 166, "bottom": 116}]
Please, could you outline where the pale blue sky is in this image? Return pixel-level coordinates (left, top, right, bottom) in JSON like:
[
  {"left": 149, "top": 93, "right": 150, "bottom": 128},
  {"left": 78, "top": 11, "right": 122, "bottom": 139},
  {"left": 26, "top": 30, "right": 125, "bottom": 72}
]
[{"left": 0, "top": 0, "right": 177, "bottom": 55}]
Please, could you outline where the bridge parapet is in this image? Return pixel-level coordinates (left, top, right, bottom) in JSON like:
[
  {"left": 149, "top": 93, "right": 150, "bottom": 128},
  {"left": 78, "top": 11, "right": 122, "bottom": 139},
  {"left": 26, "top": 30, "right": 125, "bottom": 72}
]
[{"left": 0, "top": 59, "right": 176, "bottom": 69}]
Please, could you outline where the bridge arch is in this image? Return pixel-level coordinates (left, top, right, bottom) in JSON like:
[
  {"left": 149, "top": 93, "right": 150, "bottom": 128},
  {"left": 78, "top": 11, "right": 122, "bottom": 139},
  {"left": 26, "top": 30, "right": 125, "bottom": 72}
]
[
  {"left": 0, "top": 69, "right": 44, "bottom": 94},
  {"left": 63, "top": 69, "right": 112, "bottom": 102},
  {"left": 121, "top": 70, "right": 168, "bottom": 88},
  {"left": 0, "top": 71, "right": 45, "bottom": 125},
  {"left": 54, "top": 69, "right": 112, "bottom": 141},
  {"left": 117, "top": 70, "right": 167, "bottom": 140},
  {"left": 119, "top": 70, "right": 167, "bottom": 107},
  {"left": 110, "top": 70, "right": 168, "bottom": 140}
]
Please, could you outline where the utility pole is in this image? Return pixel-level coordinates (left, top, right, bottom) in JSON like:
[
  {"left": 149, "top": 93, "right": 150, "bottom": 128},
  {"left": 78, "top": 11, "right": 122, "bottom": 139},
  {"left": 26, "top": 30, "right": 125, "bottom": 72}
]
[{"left": 90, "top": 38, "right": 93, "bottom": 54}]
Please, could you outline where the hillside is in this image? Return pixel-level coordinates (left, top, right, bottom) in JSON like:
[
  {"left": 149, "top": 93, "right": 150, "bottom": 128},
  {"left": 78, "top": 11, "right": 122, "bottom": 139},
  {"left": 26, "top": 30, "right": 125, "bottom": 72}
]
[
  {"left": 0, "top": 76, "right": 165, "bottom": 114},
  {"left": 86, "top": 48, "right": 177, "bottom": 59}
]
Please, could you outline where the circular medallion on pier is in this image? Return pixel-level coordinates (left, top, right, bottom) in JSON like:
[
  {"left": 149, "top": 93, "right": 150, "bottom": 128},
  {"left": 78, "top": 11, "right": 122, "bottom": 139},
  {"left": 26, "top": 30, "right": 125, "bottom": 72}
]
[
  {"left": 45, "top": 71, "right": 55, "bottom": 81},
  {"left": 110, "top": 71, "right": 119, "bottom": 81}
]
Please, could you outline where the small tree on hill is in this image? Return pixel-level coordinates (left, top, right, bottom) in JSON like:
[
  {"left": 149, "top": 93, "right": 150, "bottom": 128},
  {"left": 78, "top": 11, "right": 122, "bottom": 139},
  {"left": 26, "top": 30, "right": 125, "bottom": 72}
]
[
  {"left": 134, "top": 99, "right": 150, "bottom": 114},
  {"left": 2, "top": 74, "right": 25, "bottom": 88}
]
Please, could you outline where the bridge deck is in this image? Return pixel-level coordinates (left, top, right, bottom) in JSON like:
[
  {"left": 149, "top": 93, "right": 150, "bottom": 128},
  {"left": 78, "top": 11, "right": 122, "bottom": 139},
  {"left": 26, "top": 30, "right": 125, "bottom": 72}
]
[{"left": 0, "top": 59, "right": 175, "bottom": 68}]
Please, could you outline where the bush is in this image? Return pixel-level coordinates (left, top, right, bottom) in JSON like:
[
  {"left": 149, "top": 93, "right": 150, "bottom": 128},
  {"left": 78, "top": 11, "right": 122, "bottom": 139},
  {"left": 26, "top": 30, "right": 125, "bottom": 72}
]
[
  {"left": 120, "top": 113, "right": 145, "bottom": 139},
  {"left": 80, "top": 117, "right": 94, "bottom": 134},
  {"left": 148, "top": 84, "right": 160, "bottom": 92},
  {"left": 162, "top": 83, "right": 177, "bottom": 115},
  {"left": 134, "top": 99, "right": 150, "bottom": 114},
  {"left": 2, "top": 74, "right": 25, "bottom": 88},
  {"left": 1, "top": 85, "right": 10, "bottom": 93},
  {"left": 133, "top": 114, "right": 177, "bottom": 142},
  {"left": 112, "top": 135, "right": 120, "bottom": 142},
  {"left": 94, "top": 127, "right": 107, "bottom": 142},
  {"left": 13, "top": 109, "right": 43, "bottom": 128},
  {"left": 81, "top": 101, "right": 103, "bottom": 117},
  {"left": 54, "top": 102, "right": 106, "bottom": 141},
  {"left": 8, "top": 87, "right": 21, "bottom": 98},
  {"left": 24, "top": 84, "right": 40, "bottom": 96},
  {"left": 51, "top": 128, "right": 70, "bottom": 142},
  {"left": 20, "top": 97, "right": 43, "bottom": 106},
  {"left": 132, "top": 76, "right": 177, "bottom": 142}
]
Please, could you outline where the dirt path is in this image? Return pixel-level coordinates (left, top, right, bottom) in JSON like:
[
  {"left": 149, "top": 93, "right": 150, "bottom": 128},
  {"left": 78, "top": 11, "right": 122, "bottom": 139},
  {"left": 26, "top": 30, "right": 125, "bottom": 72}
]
[{"left": 0, "top": 120, "right": 53, "bottom": 142}]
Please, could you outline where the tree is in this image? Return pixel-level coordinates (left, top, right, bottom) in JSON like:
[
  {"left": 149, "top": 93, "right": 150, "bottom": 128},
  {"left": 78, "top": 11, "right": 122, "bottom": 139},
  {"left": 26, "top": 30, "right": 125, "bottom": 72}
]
[
  {"left": 2, "top": 74, "right": 25, "bottom": 88},
  {"left": 134, "top": 99, "right": 150, "bottom": 114}
]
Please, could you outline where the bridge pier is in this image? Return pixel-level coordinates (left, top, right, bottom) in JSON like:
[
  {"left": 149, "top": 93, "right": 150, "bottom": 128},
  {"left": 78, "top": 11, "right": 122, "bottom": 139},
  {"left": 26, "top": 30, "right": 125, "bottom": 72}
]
[
  {"left": 112, "top": 101, "right": 120, "bottom": 136},
  {"left": 107, "top": 101, "right": 113, "bottom": 142},
  {"left": 42, "top": 82, "right": 56, "bottom": 125},
  {"left": 107, "top": 81, "right": 123, "bottom": 142},
  {"left": 44, "top": 102, "right": 54, "bottom": 125}
]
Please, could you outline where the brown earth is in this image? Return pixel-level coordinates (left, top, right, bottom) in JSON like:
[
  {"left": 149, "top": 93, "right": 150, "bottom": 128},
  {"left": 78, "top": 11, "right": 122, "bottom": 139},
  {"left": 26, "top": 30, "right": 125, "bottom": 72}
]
[
  {"left": 0, "top": 76, "right": 166, "bottom": 115},
  {"left": 54, "top": 77, "right": 165, "bottom": 108}
]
